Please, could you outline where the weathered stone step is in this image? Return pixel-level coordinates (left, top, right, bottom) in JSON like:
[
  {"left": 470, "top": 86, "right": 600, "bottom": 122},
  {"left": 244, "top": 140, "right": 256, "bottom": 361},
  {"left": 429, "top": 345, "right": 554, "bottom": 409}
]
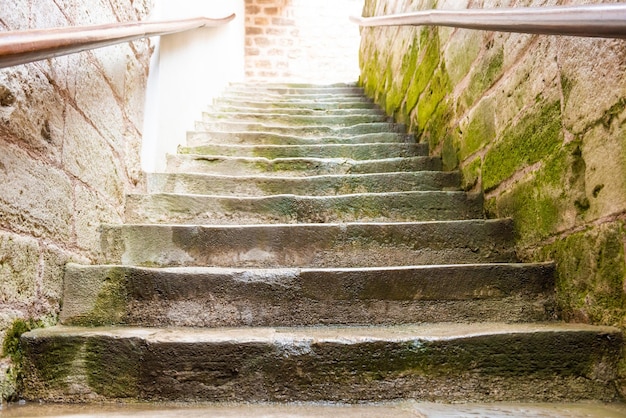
[
  {"left": 213, "top": 98, "right": 379, "bottom": 110},
  {"left": 22, "top": 323, "right": 622, "bottom": 402},
  {"left": 209, "top": 105, "right": 385, "bottom": 116},
  {"left": 219, "top": 92, "right": 373, "bottom": 103},
  {"left": 178, "top": 143, "right": 427, "bottom": 160},
  {"left": 60, "top": 263, "right": 555, "bottom": 327},
  {"left": 125, "top": 191, "right": 484, "bottom": 225},
  {"left": 147, "top": 172, "right": 461, "bottom": 196},
  {"left": 100, "top": 219, "right": 517, "bottom": 267},
  {"left": 166, "top": 155, "right": 443, "bottom": 176},
  {"left": 203, "top": 112, "right": 390, "bottom": 126},
  {"left": 194, "top": 121, "right": 407, "bottom": 137},
  {"left": 186, "top": 131, "right": 415, "bottom": 146}
]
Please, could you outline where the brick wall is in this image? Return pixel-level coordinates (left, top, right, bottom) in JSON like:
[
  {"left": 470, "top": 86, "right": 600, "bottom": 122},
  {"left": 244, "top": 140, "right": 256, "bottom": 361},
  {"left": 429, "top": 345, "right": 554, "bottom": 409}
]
[
  {"left": 359, "top": 0, "right": 626, "bottom": 393},
  {"left": 244, "top": 0, "right": 361, "bottom": 83},
  {"left": 0, "top": 0, "right": 153, "bottom": 401}
]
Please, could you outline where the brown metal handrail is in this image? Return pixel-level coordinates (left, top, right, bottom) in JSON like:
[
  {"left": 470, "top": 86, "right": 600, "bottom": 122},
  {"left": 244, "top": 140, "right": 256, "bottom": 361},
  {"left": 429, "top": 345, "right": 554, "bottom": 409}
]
[
  {"left": 0, "top": 14, "right": 236, "bottom": 69},
  {"left": 351, "top": 4, "right": 626, "bottom": 39}
]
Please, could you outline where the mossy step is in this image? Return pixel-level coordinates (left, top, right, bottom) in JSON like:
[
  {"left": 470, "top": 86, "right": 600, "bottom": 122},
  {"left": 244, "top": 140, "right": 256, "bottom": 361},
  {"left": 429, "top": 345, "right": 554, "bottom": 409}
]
[
  {"left": 186, "top": 131, "right": 415, "bottom": 146},
  {"left": 125, "top": 191, "right": 484, "bottom": 225},
  {"left": 203, "top": 112, "right": 390, "bottom": 127},
  {"left": 178, "top": 143, "right": 426, "bottom": 160},
  {"left": 147, "top": 172, "right": 461, "bottom": 196},
  {"left": 209, "top": 105, "right": 385, "bottom": 116},
  {"left": 166, "top": 154, "right": 443, "bottom": 176},
  {"left": 213, "top": 98, "right": 378, "bottom": 110},
  {"left": 60, "top": 263, "right": 555, "bottom": 327},
  {"left": 100, "top": 219, "right": 517, "bottom": 267},
  {"left": 194, "top": 121, "right": 407, "bottom": 137},
  {"left": 22, "top": 323, "right": 622, "bottom": 402}
]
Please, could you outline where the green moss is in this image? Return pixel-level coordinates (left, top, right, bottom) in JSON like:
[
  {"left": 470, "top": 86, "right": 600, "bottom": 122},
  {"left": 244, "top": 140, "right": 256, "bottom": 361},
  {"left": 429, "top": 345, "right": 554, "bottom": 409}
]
[
  {"left": 538, "top": 222, "right": 626, "bottom": 326},
  {"left": 460, "top": 98, "right": 496, "bottom": 160},
  {"left": 459, "top": 46, "right": 504, "bottom": 113},
  {"left": 73, "top": 268, "right": 129, "bottom": 326},
  {"left": 85, "top": 338, "right": 141, "bottom": 398},
  {"left": 482, "top": 100, "right": 563, "bottom": 191},
  {"left": 560, "top": 73, "right": 574, "bottom": 103},
  {"left": 461, "top": 157, "right": 482, "bottom": 191},
  {"left": 441, "top": 132, "right": 459, "bottom": 171},
  {"left": 415, "top": 65, "right": 452, "bottom": 137},
  {"left": 406, "top": 28, "right": 441, "bottom": 114},
  {"left": 445, "top": 31, "right": 483, "bottom": 85}
]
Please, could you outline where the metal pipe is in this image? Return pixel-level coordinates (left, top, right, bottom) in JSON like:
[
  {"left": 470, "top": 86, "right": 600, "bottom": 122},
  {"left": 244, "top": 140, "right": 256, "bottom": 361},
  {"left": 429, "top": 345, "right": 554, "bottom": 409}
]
[
  {"left": 351, "top": 4, "right": 626, "bottom": 39},
  {"left": 0, "top": 14, "right": 236, "bottom": 69}
]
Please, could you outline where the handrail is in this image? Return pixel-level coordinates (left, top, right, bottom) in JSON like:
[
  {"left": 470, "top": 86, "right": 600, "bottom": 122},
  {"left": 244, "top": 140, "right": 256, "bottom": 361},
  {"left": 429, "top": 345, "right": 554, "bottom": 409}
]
[
  {"left": 351, "top": 4, "right": 626, "bottom": 39},
  {"left": 0, "top": 14, "right": 236, "bottom": 69}
]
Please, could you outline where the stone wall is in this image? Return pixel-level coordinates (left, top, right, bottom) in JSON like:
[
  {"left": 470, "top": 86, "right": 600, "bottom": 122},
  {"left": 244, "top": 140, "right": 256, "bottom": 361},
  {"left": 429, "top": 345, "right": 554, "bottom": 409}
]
[
  {"left": 0, "top": 0, "right": 153, "bottom": 401},
  {"left": 359, "top": 0, "right": 626, "bottom": 389},
  {"left": 244, "top": 0, "right": 362, "bottom": 83}
]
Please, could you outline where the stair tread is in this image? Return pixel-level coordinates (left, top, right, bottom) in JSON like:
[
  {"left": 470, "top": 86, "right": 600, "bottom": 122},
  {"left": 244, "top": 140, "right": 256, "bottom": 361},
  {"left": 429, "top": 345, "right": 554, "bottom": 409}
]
[{"left": 25, "top": 322, "right": 620, "bottom": 342}]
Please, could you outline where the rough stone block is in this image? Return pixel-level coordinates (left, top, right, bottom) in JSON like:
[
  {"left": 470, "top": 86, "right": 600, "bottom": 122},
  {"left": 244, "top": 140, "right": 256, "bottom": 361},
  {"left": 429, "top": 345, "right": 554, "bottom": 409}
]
[
  {"left": 0, "top": 232, "right": 40, "bottom": 307},
  {"left": 0, "top": 143, "right": 74, "bottom": 241}
]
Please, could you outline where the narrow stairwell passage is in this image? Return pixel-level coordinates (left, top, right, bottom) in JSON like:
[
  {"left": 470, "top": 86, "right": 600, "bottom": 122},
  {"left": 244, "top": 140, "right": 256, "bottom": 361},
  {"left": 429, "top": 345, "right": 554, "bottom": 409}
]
[{"left": 21, "top": 84, "right": 622, "bottom": 403}]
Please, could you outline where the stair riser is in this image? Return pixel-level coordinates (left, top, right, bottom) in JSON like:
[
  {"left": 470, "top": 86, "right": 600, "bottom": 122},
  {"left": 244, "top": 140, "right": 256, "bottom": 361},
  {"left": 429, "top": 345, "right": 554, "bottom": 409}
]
[
  {"left": 61, "top": 264, "right": 555, "bottom": 327},
  {"left": 166, "top": 155, "right": 444, "bottom": 176},
  {"left": 213, "top": 99, "right": 379, "bottom": 110},
  {"left": 179, "top": 143, "right": 427, "bottom": 160},
  {"left": 125, "top": 192, "right": 484, "bottom": 225},
  {"left": 22, "top": 329, "right": 621, "bottom": 402},
  {"left": 146, "top": 172, "right": 461, "bottom": 196},
  {"left": 100, "top": 220, "right": 517, "bottom": 268},
  {"left": 194, "top": 122, "right": 407, "bottom": 136},
  {"left": 226, "top": 86, "right": 364, "bottom": 95},
  {"left": 209, "top": 106, "right": 386, "bottom": 116},
  {"left": 186, "top": 131, "right": 415, "bottom": 146},
  {"left": 203, "top": 112, "right": 390, "bottom": 126},
  {"left": 219, "top": 93, "right": 373, "bottom": 102}
]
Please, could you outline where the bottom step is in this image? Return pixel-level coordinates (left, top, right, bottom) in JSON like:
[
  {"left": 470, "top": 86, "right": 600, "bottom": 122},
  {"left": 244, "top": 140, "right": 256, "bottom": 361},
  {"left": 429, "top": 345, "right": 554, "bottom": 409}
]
[{"left": 22, "top": 323, "right": 621, "bottom": 403}]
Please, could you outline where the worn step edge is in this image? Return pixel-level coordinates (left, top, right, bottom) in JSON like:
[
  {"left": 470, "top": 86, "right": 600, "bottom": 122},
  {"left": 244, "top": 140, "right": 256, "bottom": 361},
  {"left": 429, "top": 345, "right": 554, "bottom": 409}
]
[
  {"left": 207, "top": 105, "right": 386, "bottom": 116},
  {"left": 186, "top": 131, "right": 416, "bottom": 147},
  {"left": 202, "top": 112, "right": 390, "bottom": 126},
  {"left": 166, "top": 155, "right": 444, "bottom": 176},
  {"left": 125, "top": 191, "right": 484, "bottom": 225},
  {"left": 178, "top": 142, "right": 428, "bottom": 160},
  {"left": 213, "top": 98, "right": 378, "bottom": 110},
  {"left": 146, "top": 171, "right": 461, "bottom": 196},
  {"left": 22, "top": 323, "right": 622, "bottom": 402},
  {"left": 60, "top": 262, "right": 555, "bottom": 327},
  {"left": 194, "top": 121, "right": 407, "bottom": 136},
  {"left": 100, "top": 219, "right": 517, "bottom": 267}
]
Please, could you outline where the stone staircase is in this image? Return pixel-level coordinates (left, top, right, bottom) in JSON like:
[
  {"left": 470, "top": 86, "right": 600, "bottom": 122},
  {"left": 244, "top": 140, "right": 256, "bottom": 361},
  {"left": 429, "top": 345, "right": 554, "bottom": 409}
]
[{"left": 21, "top": 83, "right": 622, "bottom": 403}]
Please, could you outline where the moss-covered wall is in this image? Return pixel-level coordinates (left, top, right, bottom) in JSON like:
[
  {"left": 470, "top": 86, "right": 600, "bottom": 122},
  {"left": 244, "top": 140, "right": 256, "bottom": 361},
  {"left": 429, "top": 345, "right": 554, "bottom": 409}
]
[
  {"left": 360, "top": 0, "right": 626, "bottom": 392},
  {"left": 0, "top": 0, "right": 154, "bottom": 402}
]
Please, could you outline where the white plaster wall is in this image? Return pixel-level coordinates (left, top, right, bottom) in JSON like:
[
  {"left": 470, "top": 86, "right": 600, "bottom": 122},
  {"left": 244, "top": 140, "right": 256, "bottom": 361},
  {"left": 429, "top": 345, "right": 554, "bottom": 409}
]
[{"left": 142, "top": 0, "right": 245, "bottom": 172}]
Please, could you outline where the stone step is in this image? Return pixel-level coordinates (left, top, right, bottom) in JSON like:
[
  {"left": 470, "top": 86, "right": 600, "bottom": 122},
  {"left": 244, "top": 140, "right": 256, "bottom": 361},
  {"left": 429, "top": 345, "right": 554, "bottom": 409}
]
[
  {"left": 194, "top": 121, "right": 407, "bottom": 136},
  {"left": 100, "top": 219, "right": 517, "bottom": 268},
  {"left": 146, "top": 172, "right": 461, "bottom": 196},
  {"left": 213, "top": 98, "right": 379, "bottom": 110},
  {"left": 186, "top": 131, "right": 416, "bottom": 146},
  {"left": 124, "top": 191, "right": 484, "bottom": 225},
  {"left": 21, "top": 323, "right": 622, "bottom": 402},
  {"left": 60, "top": 263, "right": 555, "bottom": 327},
  {"left": 209, "top": 105, "right": 385, "bottom": 116},
  {"left": 203, "top": 112, "right": 391, "bottom": 126},
  {"left": 178, "top": 143, "right": 427, "bottom": 160},
  {"left": 219, "top": 92, "right": 373, "bottom": 103},
  {"left": 166, "top": 154, "right": 443, "bottom": 176}
]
